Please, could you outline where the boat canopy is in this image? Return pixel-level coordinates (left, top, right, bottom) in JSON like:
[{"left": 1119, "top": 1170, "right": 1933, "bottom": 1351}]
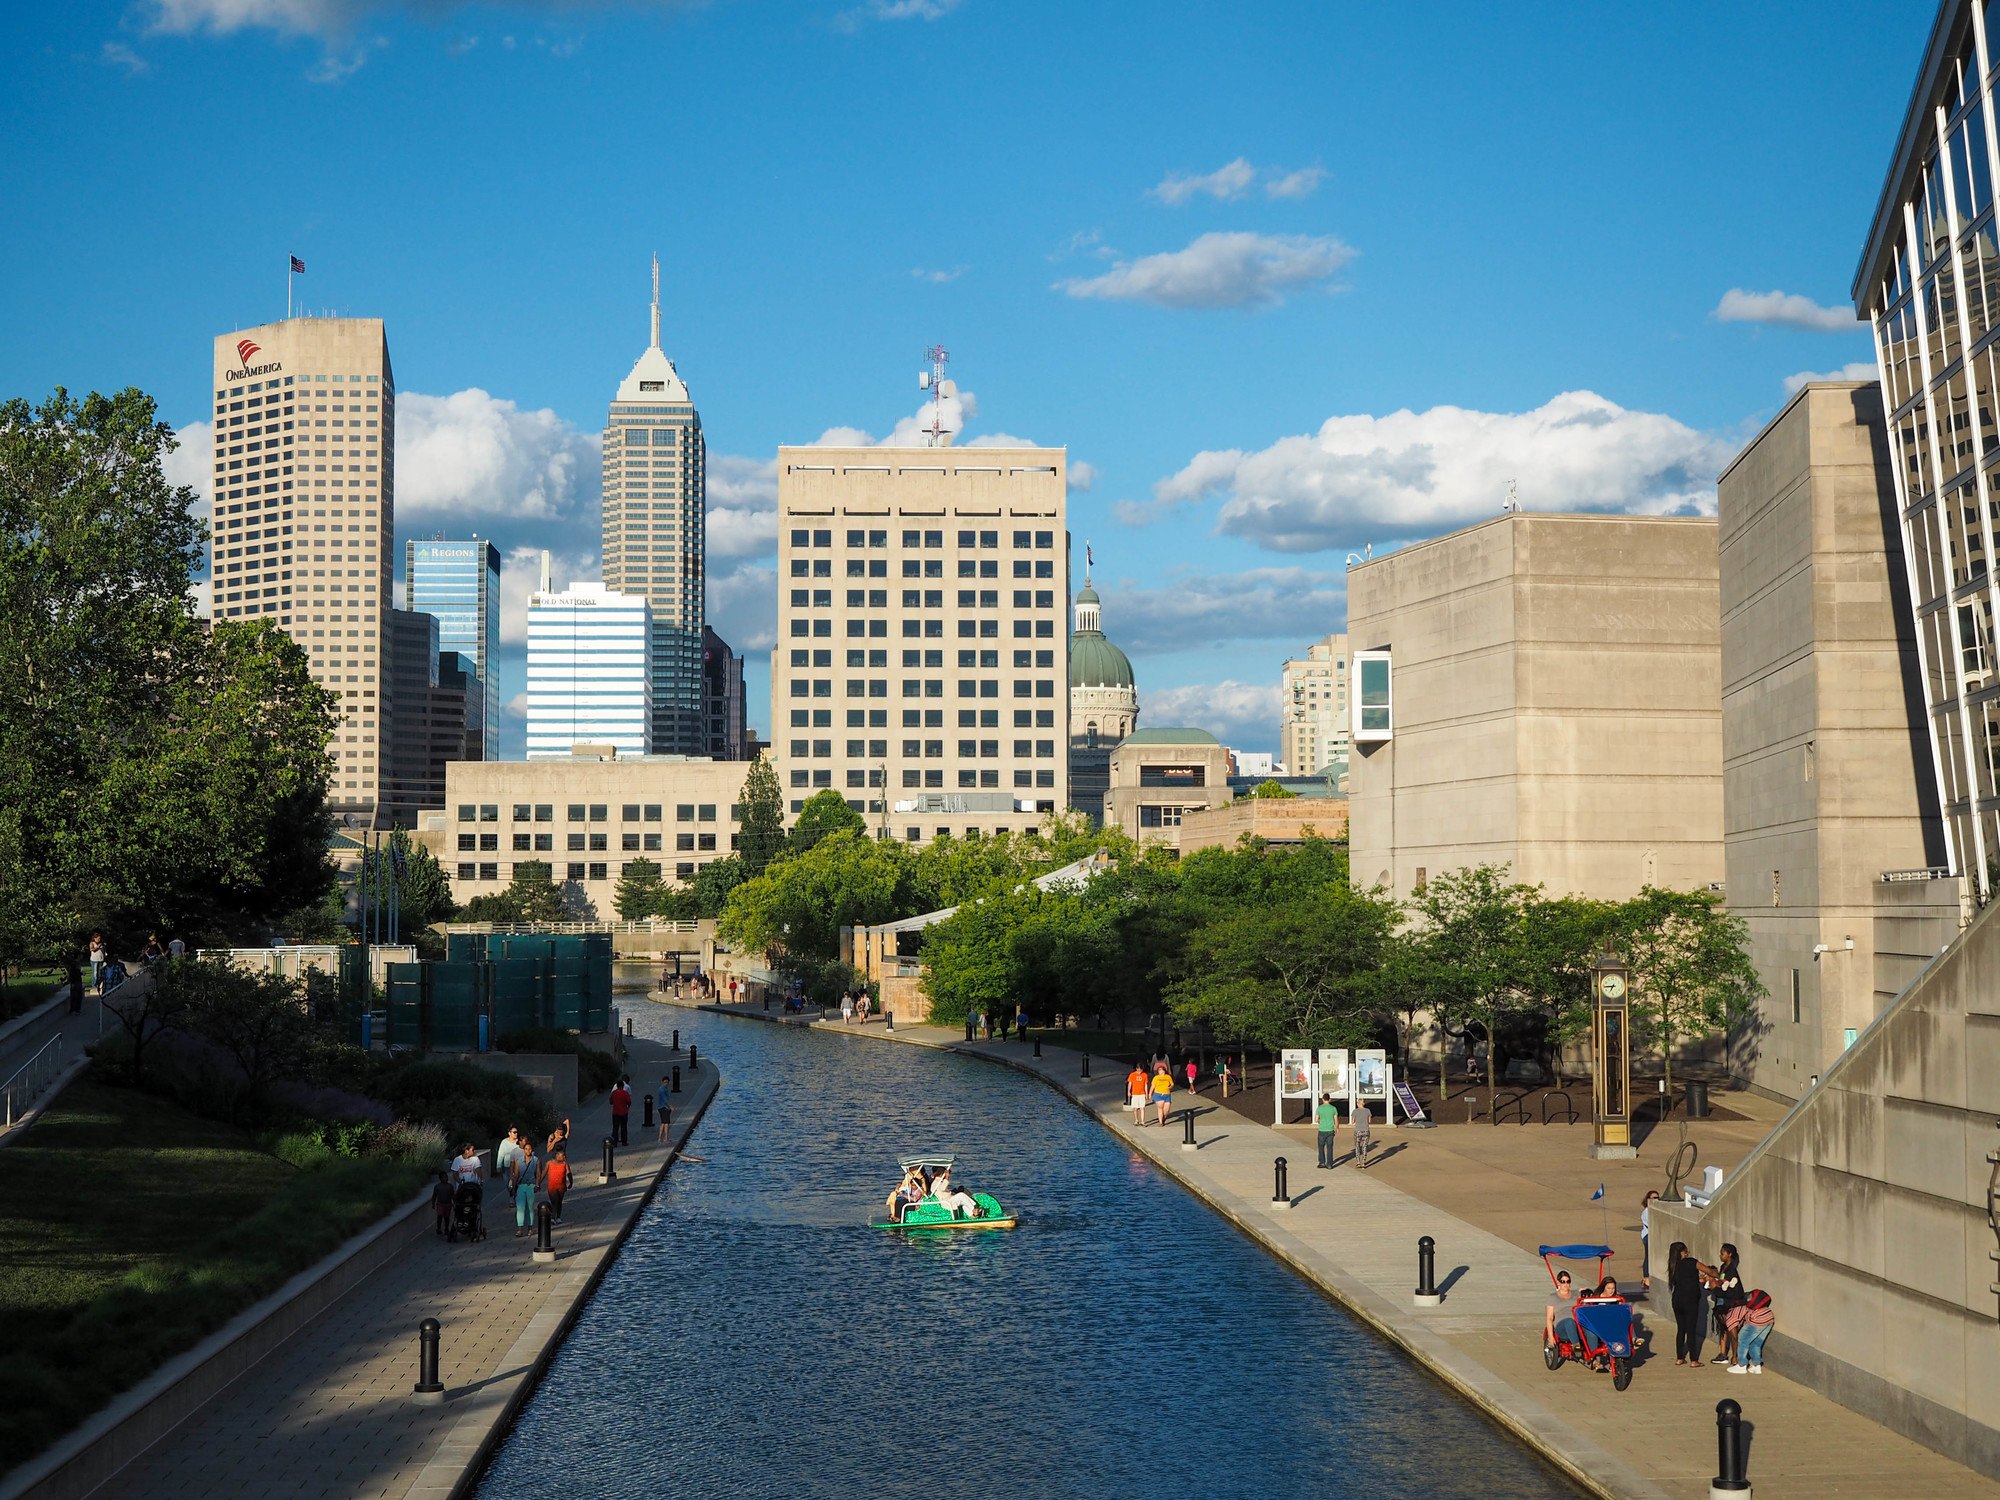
[{"left": 898, "top": 1154, "right": 957, "bottom": 1171}]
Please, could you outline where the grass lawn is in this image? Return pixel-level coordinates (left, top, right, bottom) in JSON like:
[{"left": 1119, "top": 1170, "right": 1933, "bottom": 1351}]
[
  {"left": 0, "top": 1076, "right": 431, "bottom": 1470},
  {"left": 0, "top": 968, "right": 63, "bottom": 1023}
]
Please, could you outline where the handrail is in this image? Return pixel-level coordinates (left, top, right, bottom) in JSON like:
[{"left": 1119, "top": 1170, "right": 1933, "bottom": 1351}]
[{"left": 3, "top": 1034, "right": 64, "bottom": 1128}]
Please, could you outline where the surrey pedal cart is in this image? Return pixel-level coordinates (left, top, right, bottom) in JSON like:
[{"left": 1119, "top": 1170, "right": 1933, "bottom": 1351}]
[{"left": 1540, "top": 1243, "right": 1638, "bottom": 1390}]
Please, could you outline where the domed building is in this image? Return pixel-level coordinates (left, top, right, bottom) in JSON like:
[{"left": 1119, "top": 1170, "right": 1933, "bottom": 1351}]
[{"left": 1068, "top": 564, "right": 1138, "bottom": 824}]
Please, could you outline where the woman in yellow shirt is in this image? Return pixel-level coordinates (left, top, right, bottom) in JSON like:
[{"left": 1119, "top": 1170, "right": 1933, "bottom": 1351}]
[{"left": 1150, "top": 1064, "right": 1175, "bottom": 1127}]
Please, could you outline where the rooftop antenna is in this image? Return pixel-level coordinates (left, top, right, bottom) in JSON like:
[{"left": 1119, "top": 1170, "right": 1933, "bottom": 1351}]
[
  {"left": 1502, "top": 479, "right": 1519, "bottom": 514},
  {"left": 649, "top": 253, "right": 661, "bottom": 350},
  {"left": 538, "top": 549, "right": 552, "bottom": 594},
  {"left": 918, "top": 344, "right": 957, "bottom": 447}
]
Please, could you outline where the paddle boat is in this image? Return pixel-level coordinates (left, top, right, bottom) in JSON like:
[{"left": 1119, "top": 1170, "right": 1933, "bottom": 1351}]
[{"left": 871, "top": 1154, "right": 1018, "bottom": 1231}]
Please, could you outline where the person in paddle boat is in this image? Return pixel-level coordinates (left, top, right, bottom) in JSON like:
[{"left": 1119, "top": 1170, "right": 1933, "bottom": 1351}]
[
  {"left": 885, "top": 1164, "right": 928, "bottom": 1223},
  {"left": 929, "top": 1165, "right": 983, "bottom": 1219}
]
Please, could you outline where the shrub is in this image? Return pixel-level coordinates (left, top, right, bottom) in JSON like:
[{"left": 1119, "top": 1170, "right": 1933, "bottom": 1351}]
[
  {"left": 378, "top": 1060, "right": 552, "bottom": 1148},
  {"left": 495, "top": 1028, "right": 622, "bottom": 1099}
]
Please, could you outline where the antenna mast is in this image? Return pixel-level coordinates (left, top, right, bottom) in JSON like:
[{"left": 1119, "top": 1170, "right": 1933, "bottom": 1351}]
[
  {"left": 650, "top": 253, "right": 661, "bottom": 350},
  {"left": 919, "top": 344, "right": 954, "bottom": 447}
]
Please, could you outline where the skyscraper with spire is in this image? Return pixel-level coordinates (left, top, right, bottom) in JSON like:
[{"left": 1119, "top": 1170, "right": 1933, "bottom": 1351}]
[{"left": 602, "top": 256, "right": 707, "bottom": 755}]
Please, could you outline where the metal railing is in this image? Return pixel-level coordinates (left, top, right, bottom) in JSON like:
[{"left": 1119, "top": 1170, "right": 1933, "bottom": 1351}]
[
  {"left": 3, "top": 1034, "right": 64, "bottom": 1129},
  {"left": 443, "top": 919, "right": 702, "bottom": 936}
]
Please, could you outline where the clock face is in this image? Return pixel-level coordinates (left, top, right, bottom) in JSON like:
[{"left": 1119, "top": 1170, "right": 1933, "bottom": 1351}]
[{"left": 1600, "top": 973, "right": 1627, "bottom": 1001}]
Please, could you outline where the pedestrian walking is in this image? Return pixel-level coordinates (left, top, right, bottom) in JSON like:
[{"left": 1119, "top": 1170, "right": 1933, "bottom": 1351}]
[
  {"left": 840, "top": 992, "right": 855, "bottom": 1024},
  {"left": 1015, "top": 1005, "right": 1029, "bottom": 1040},
  {"left": 430, "top": 1170, "right": 454, "bottom": 1237},
  {"left": 87, "top": 933, "right": 106, "bottom": 993},
  {"left": 511, "top": 1142, "right": 539, "bottom": 1237},
  {"left": 1667, "top": 1241, "right": 1704, "bottom": 1366},
  {"left": 1639, "top": 1189, "right": 1660, "bottom": 1292},
  {"left": 610, "top": 1077, "right": 632, "bottom": 1146},
  {"left": 1150, "top": 1063, "right": 1175, "bottom": 1127},
  {"left": 542, "top": 1148, "right": 570, "bottom": 1223},
  {"left": 1351, "top": 1098, "right": 1372, "bottom": 1168},
  {"left": 494, "top": 1125, "right": 524, "bottom": 1187},
  {"left": 1126, "top": 1062, "right": 1149, "bottom": 1125},
  {"left": 1184, "top": 1058, "right": 1198, "bottom": 1096},
  {"left": 1315, "top": 1092, "right": 1339, "bottom": 1168},
  {"left": 657, "top": 1075, "right": 672, "bottom": 1144}
]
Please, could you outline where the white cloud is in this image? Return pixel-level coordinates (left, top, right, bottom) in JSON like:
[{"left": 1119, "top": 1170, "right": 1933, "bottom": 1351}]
[
  {"left": 1103, "top": 567, "right": 1348, "bottom": 653},
  {"left": 1713, "top": 288, "right": 1857, "bottom": 333},
  {"left": 101, "top": 41, "right": 152, "bottom": 73},
  {"left": 911, "top": 265, "right": 967, "bottom": 283},
  {"left": 1782, "top": 361, "right": 1877, "bottom": 395},
  {"left": 164, "top": 417, "right": 214, "bottom": 524},
  {"left": 812, "top": 388, "right": 981, "bottom": 447},
  {"left": 145, "top": 0, "right": 368, "bottom": 36},
  {"left": 707, "top": 452, "right": 778, "bottom": 561},
  {"left": 1139, "top": 391, "right": 1729, "bottom": 553},
  {"left": 1145, "top": 679, "right": 1281, "bottom": 749},
  {"left": 504, "top": 690, "right": 529, "bottom": 721},
  {"left": 190, "top": 578, "right": 213, "bottom": 620},
  {"left": 1049, "top": 229, "right": 1109, "bottom": 262},
  {"left": 709, "top": 565, "right": 777, "bottom": 653},
  {"left": 1265, "top": 165, "right": 1326, "bottom": 200},
  {"left": 1066, "top": 460, "right": 1098, "bottom": 492},
  {"left": 835, "top": 0, "right": 961, "bottom": 28},
  {"left": 1057, "top": 232, "right": 1355, "bottom": 309},
  {"left": 1151, "top": 157, "right": 1257, "bottom": 205},
  {"left": 497, "top": 544, "right": 596, "bottom": 646},
  {"left": 396, "top": 387, "right": 599, "bottom": 525}
]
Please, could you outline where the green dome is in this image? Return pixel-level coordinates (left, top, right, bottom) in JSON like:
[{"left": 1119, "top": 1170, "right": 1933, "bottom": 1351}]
[{"left": 1070, "top": 629, "right": 1135, "bottom": 689}]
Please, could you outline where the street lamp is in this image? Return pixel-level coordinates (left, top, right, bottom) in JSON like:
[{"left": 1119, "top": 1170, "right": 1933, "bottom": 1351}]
[{"left": 1589, "top": 950, "right": 1637, "bottom": 1159}]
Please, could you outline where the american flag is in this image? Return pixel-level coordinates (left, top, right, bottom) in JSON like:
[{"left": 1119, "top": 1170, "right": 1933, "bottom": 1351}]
[{"left": 290, "top": 255, "right": 306, "bottom": 274}]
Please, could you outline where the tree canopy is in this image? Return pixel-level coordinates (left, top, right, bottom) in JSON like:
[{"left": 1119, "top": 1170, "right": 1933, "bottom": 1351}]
[{"left": 736, "top": 755, "right": 785, "bottom": 877}]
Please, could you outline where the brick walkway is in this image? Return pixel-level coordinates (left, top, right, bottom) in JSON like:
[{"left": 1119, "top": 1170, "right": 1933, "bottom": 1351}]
[
  {"left": 817, "top": 1020, "right": 2000, "bottom": 1500},
  {"left": 95, "top": 1037, "right": 716, "bottom": 1500}
]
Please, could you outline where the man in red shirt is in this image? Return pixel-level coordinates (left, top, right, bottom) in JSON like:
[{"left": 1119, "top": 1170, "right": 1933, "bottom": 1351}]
[{"left": 609, "top": 1077, "right": 632, "bottom": 1146}]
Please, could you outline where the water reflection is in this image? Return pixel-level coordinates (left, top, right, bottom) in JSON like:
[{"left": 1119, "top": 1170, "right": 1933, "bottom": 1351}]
[{"left": 477, "top": 985, "right": 1574, "bottom": 1500}]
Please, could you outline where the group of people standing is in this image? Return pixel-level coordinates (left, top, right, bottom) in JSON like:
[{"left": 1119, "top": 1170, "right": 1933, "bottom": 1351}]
[
  {"left": 967, "top": 1006, "right": 1030, "bottom": 1041},
  {"left": 1665, "top": 1239, "right": 1773, "bottom": 1373},
  {"left": 838, "top": 991, "right": 874, "bottom": 1024},
  {"left": 1313, "top": 1092, "right": 1373, "bottom": 1169}
]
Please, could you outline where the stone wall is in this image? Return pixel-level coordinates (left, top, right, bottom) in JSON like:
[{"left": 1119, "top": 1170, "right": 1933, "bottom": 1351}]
[{"left": 1652, "top": 891, "right": 2000, "bottom": 1477}]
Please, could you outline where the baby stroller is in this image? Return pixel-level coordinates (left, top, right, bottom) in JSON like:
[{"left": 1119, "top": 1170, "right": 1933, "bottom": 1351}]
[{"left": 447, "top": 1180, "right": 487, "bottom": 1243}]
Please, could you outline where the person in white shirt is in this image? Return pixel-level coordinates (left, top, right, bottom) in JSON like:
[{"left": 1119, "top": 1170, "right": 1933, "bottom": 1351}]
[
  {"left": 449, "top": 1143, "right": 484, "bottom": 1186},
  {"left": 167, "top": 937, "right": 185, "bottom": 960},
  {"left": 494, "top": 1127, "right": 523, "bottom": 1187},
  {"left": 929, "top": 1166, "right": 980, "bottom": 1219}
]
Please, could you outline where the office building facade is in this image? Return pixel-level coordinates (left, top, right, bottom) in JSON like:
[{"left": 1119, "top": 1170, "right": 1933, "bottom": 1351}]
[
  {"left": 403, "top": 536, "right": 500, "bottom": 758},
  {"left": 602, "top": 260, "right": 708, "bottom": 757},
  {"left": 700, "top": 625, "right": 748, "bottom": 761},
  {"left": 525, "top": 580, "right": 652, "bottom": 759},
  {"left": 1280, "top": 633, "right": 1350, "bottom": 780},
  {"left": 1067, "top": 571, "right": 1138, "bottom": 824},
  {"left": 209, "top": 317, "right": 394, "bottom": 826},
  {"left": 773, "top": 447, "right": 1069, "bottom": 840}
]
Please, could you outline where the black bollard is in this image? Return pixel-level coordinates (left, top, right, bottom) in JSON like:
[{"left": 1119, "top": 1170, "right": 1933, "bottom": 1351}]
[
  {"left": 533, "top": 1199, "right": 555, "bottom": 1263},
  {"left": 672, "top": 1064, "right": 682, "bottom": 1093},
  {"left": 1272, "top": 1155, "right": 1291, "bottom": 1209},
  {"left": 1713, "top": 1400, "right": 1750, "bottom": 1492},
  {"left": 763, "top": 990, "right": 770, "bottom": 1010},
  {"left": 1081, "top": 1053, "right": 1091, "bottom": 1079},
  {"left": 672, "top": 1028, "right": 680, "bottom": 1053},
  {"left": 689, "top": 1042, "right": 698, "bottom": 1071},
  {"left": 414, "top": 1318, "right": 444, "bottom": 1402},
  {"left": 1033, "top": 1036, "right": 1041, "bottom": 1058},
  {"left": 1181, "top": 1110, "right": 1197, "bottom": 1150},
  {"left": 643, "top": 1093, "right": 655, "bottom": 1129},
  {"left": 601, "top": 1135, "right": 616, "bottom": 1185},
  {"left": 1415, "top": 1235, "right": 1441, "bottom": 1305},
  {"left": 886, "top": 1008, "right": 895, "bottom": 1031},
  {"left": 626, "top": 1016, "right": 634, "bottom": 1036}
]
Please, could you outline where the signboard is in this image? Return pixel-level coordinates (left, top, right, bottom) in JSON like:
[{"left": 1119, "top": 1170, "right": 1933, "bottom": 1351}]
[
  {"left": 1278, "top": 1049, "right": 1315, "bottom": 1097},
  {"left": 1393, "top": 1080, "right": 1429, "bottom": 1125},
  {"left": 1354, "top": 1048, "right": 1388, "bottom": 1101},
  {"left": 1316, "top": 1048, "right": 1350, "bottom": 1101}
]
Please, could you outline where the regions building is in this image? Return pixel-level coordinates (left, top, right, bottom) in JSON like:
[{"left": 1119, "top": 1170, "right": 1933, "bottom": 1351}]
[
  {"left": 1279, "top": 633, "right": 1350, "bottom": 782},
  {"left": 208, "top": 316, "right": 394, "bottom": 826},
  {"left": 1103, "top": 728, "right": 1234, "bottom": 849},
  {"left": 417, "top": 754, "right": 753, "bottom": 918},
  {"left": 1067, "top": 564, "right": 1138, "bottom": 824},
  {"left": 403, "top": 536, "right": 500, "bottom": 759},
  {"left": 772, "top": 446, "right": 1069, "bottom": 840},
  {"left": 1345, "top": 512, "right": 1724, "bottom": 902},
  {"left": 700, "top": 624, "right": 748, "bottom": 760},
  {"left": 602, "top": 259, "right": 709, "bottom": 757},
  {"left": 525, "top": 566, "right": 652, "bottom": 759}
]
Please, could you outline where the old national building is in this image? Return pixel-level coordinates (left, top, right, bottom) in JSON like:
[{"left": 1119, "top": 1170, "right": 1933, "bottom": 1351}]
[
  {"left": 209, "top": 316, "right": 394, "bottom": 825},
  {"left": 525, "top": 572, "right": 652, "bottom": 759},
  {"left": 1280, "top": 633, "right": 1350, "bottom": 782},
  {"left": 1717, "top": 380, "right": 1954, "bottom": 1099},
  {"left": 1067, "top": 563, "right": 1137, "bottom": 824},
  {"left": 603, "top": 258, "right": 707, "bottom": 757},
  {"left": 1346, "top": 512, "right": 1724, "bottom": 902},
  {"left": 773, "top": 445, "right": 1069, "bottom": 841},
  {"left": 415, "top": 754, "right": 753, "bottom": 919},
  {"left": 1103, "top": 728, "right": 1234, "bottom": 850}
]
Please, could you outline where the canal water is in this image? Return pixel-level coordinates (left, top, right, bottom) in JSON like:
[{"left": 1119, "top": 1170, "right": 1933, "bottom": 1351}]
[{"left": 476, "top": 991, "right": 1575, "bottom": 1500}]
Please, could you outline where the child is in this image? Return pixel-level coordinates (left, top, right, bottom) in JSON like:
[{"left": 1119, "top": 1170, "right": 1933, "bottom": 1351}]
[{"left": 430, "top": 1169, "right": 454, "bottom": 1236}]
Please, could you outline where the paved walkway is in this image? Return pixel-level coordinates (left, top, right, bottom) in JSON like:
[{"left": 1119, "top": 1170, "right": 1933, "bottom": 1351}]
[
  {"left": 803, "top": 1017, "right": 2000, "bottom": 1500},
  {"left": 0, "top": 978, "right": 133, "bottom": 1143},
  {"left": 91, "top": 1036, "right": 717, "bottom": 1500}
]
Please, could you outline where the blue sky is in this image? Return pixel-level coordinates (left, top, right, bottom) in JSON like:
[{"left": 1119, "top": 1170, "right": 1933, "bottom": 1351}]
[{"left": 0, "top": 0, "right": 1931, "bottom": 753}]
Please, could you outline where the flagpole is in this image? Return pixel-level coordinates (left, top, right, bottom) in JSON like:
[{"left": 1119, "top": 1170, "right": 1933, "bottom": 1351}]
[{"left": 287, "top": 259, "right": 292, "bottom": 321}]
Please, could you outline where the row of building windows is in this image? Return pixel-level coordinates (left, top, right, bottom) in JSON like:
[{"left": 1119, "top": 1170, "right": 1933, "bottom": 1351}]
[
  {"left": 788, "top": 559, "right": 1058, "bottom": 581},
  {"left": 456, "top": 831, "right": 731, "bottom": 853},
  {"left": 787, "top": 739, "right": 1059, "bottom": 759},
  {"left": 788, "top": 649, "right": 1057, "bottom": 669},
  {"left": 789, "top": 589, "right": 1059, "bottom": 610},
  {"left": 789, "top": 618, "right": 1057, "bottom": 641},
  {"left": 789, "top": 768, "right": 1058, "bottom": 790},
  {"left": 455, "top": 802, "right": 728, "bottom": 823},
  {"left": 456, "top": 860, "right": 710, "bottom": 883},
  {"left": 787, "top": 678, "right": 1057, "bottom": 701},
  {"left": 785, "top": 708, "right": 1058, "bottom": 728},
  {"left": 789, "top": 528, "right": 1057, "bottom": 550}
]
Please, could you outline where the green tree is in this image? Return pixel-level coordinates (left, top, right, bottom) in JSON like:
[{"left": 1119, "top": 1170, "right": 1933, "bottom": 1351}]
[
  {"left": 1408, "top": 864, "right": 1534, "bottom": 1117},
  {"left": 390, "top": 830, "right": 454, "bottom": 931},
  {"left": 1618, "top": 887, "right": 1763, "bottom": 1103},
  {"left": 500, "top": 860, "right": 566, "bottom": 924},
  {"left": 1246, "top": 779, "right": 1298, "bottom": 799},
  {"left": 688, "top": 854, "right": 745, "bottom": 918},
  {"left": 787, "top": 789, "right": 866, "bottom": 855},
  {"left": 1167, "top": 882, "right": 1397, "bottom": 1050},
  {"left": 613, "top": 857, "right": 665, "bottom": 921},
  {"left": 1514, "top": 892, "right": 1625, "bottom": 1075},
  {"left": 736, "top": 754, "right": 786, "bottom": 877},
  {"left": 176, "top": 956, "right": 318, "bottom": 1119},
  {"left": 718, "top": 829, "right": 913, "bottom": 961},
  {"left": 920, "top": 883, "right": 1039, "bottom": 1025}
]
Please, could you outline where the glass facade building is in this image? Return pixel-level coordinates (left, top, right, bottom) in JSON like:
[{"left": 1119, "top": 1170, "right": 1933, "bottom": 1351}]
[
  {"left": 403, "top": 537, "right": 500, "bottom": 758},
  {"left": 1858, "top": 0, "right": 2000, "bottom": 893},
  {"left": 525, "top": 581, "right": 653, "bottom": 759}
]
